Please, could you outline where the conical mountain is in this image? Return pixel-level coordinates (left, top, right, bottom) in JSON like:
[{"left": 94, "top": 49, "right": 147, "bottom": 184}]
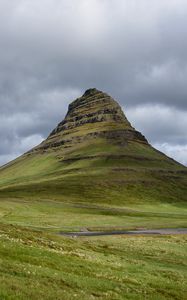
[
  {"left": 0, "top": 89, "right": 186, "bottom": 205},
  {"left": 31, "top": 88, "right": 148, "bottom": 153}
]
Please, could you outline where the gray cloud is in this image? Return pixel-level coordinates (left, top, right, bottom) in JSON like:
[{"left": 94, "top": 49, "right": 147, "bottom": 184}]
[
  {"left": 125, "top": 105, "right": 187, "bottom": 145},
  {"left": 126, "top": 104, "right": 187, "bottom": 165},
  {"left": 0, "top": 0, "right": 187, "bottom": 165}
]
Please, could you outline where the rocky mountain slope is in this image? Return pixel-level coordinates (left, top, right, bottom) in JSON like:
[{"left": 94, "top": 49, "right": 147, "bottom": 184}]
[{"left": 32, "top": 88, "right": 148, "bottom": 152}]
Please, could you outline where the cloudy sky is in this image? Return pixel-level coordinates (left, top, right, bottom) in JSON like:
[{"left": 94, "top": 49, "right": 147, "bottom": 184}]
[{"left": 0, "top": 0, "right": 187, "bottom": 166}]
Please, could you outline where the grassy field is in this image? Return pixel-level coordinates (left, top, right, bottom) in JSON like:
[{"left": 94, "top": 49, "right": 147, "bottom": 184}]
[
  {"left": 0, "top": 198, "right": 187, "bottom": 232},
  {"left": 0, "top": 194, "right": 186, "bottom": 299},
  {"left": 0, "top": 223, "right": 187, "bottom": 300}
]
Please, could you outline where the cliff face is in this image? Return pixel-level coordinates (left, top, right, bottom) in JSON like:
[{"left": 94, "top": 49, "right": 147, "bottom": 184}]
[{"left": 33, "top": 88, "right": 148, "bottom": 152}]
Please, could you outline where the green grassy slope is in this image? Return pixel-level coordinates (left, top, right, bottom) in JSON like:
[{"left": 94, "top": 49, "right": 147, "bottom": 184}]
[{"left": 0, "top": 138, "right": 186, "bottom": 204}]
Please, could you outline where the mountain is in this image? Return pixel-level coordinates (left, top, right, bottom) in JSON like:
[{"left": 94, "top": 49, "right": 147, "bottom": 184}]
[
  {"left": 0, "top": 88, "right": 186, "bottom": 205},
  {"left": 31, "top": 88, "right": 148, "bottom": 153}
]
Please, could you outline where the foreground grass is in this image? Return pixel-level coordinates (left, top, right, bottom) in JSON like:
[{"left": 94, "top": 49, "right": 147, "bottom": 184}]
[{"left": 0, "top": 223, "right": 186, "bottom": 300}]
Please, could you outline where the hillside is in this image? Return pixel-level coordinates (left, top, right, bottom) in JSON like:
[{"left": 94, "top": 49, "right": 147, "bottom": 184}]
[{"left": 0, "top": 88, "right": 186, "bottom": 207}]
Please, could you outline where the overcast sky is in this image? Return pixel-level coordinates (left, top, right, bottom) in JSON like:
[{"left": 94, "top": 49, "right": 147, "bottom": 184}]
[{"left": 0, "top": 0, "right": 187, "bottom": 166}]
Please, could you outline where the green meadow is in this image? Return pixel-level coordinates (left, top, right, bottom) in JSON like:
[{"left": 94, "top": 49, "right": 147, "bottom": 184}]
[
  {"left": 0, "top": 198, "right": 187, "bottom": 233},
  {"left": 0, "top": 223, "right": 187, "bottom": 300}
]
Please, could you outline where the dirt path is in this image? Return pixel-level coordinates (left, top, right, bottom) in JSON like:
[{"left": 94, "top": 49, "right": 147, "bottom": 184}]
[{"left": 61, "top": 228, "right": 187, "bottom": 237}]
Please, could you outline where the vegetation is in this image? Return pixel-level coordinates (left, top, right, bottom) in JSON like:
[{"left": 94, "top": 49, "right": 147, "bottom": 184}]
[
  {"left": 0, "top": 223, "right": 187, "bottom": 300},
  {"left": 0, "top": 143, "right": 186, "bottom": 299},
  {"left": 0, "top": 198, "right": 187, "bottom": 233},
  {"left": 0, "top": 89, "right": 186, "bottom": 299}
]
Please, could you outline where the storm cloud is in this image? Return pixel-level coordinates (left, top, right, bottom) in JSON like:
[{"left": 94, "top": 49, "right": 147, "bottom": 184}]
[{"left": 0, "top": 0, "right": 187, "bottom": 165}]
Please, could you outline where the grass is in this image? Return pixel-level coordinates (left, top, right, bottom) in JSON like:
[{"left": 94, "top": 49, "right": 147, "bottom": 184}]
[
  {"left": 0, "top": 199, "right": 187, "bottom": 232},
  {"left": 0, "top": 187, "right": 186, "bottom": 300},
  {"left": 1, "top": 170, "right": 186, "bottom": 209},
  {"left": 0, "top": 223, "right": 187, "bottom": 300},
  {"left": 0, "top": 135, "right": 187, "bottom": 299}
]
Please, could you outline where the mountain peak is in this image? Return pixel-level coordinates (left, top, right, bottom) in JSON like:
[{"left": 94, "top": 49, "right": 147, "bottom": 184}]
[
  {"left": 68, "top": 88, "right": 117, "bottom": 112},
  {"left": 82, "top": 88, "right": 100, "bottom": 97},
  {"left": 31, "top": 89, "right": 148, "bottom": 153}
]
